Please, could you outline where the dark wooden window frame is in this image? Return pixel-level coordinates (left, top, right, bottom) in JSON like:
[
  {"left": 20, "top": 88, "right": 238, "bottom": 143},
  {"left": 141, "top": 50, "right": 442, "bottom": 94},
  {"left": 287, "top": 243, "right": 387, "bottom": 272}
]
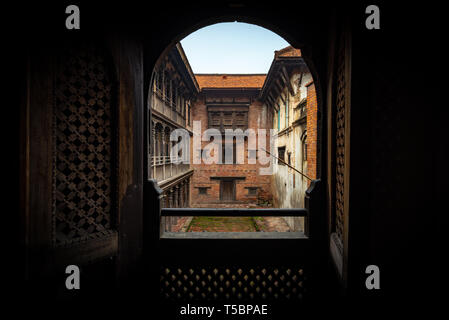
[
  {"left": 278, "top": 146, "right": 286, "bottom": 165},
  {"left": 246, "top": 187, "right": 258, "bottom": 196},
  {"left": 197, "top": 186, "right": 209, "bottom": 195}
]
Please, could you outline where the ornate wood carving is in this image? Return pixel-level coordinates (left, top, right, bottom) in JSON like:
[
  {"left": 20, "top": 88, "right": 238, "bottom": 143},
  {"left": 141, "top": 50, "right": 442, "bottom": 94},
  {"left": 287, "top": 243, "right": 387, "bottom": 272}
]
[
  {"left": 334, "top": 30, "right": 347, "bottom": 245},
  {"left": 53, "top": 44, "right": 117, "bottom": 247},
  {"left": 161, "top": 266, "right": 306, "bottom": 301},
  {"left": 328, "top": 18, "right": 351, "bottom": 282}
]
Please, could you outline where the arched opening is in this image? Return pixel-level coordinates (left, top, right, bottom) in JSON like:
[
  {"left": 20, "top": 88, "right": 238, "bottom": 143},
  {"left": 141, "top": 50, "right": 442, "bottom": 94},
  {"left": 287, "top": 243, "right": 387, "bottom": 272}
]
[
  {"left": 147, "top": 21, "right": 323, "bottom": 235},
  {"left": 19, "top": 3, "right": 358, "bottom": 309}
]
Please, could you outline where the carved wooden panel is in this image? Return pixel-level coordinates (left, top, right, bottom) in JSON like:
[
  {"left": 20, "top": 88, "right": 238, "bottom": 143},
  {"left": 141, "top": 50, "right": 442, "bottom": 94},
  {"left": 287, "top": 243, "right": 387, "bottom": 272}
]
[
  {"left": 234, "top": 112, "right": 247, "bottom": 129},
  {"left": 209, "top": 112, "right": 221, "bottom": 127},
  {"left": 53, "top": 44, "right": 116, "bottom": 246},
  {"left": 161, "top": 266, "right": 306, "bottom": 301},
  {"left": 334, "top": 30, "right": 346, "bottom": 244},
  {"left": 208, "top": 110, "right": 248, "bottom": 131}
]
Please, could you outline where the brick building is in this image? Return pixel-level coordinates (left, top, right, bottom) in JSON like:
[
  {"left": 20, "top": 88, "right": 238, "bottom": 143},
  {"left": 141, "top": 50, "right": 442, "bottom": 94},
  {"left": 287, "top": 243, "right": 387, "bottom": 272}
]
[
  {"left": 149, "top": 43, "right": 199, "bottom": 230},
  {"left": 187, "top": 46, "right": 317, "bottom": 216},
  {"left": 190, "top": 74, "right": 274, "bottom": 207},
  {"left": 260, "top": 46, "right": 317, "bottom": 230},
  {"left": 151, "top": 44, "right": 317, "bottom": 230}
]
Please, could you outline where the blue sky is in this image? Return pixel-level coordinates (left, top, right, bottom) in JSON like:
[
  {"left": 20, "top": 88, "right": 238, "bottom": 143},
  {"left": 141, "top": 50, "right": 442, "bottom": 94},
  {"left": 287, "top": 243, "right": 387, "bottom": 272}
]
[{"left": 180, "top": 22, "right": 290, "bottom": 74}]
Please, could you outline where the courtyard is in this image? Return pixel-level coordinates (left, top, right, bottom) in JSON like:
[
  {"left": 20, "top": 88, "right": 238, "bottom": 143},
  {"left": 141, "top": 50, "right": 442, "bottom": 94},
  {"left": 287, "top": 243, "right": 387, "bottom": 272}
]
[{"left": 169, "top": 216, "right": 293, "bottom": 232}]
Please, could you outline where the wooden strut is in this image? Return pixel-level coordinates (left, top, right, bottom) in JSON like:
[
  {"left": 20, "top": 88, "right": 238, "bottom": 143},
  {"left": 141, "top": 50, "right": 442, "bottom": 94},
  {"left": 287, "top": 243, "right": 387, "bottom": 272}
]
[{"left": 259, "top": 147, "right": 313, "bottom": 181}]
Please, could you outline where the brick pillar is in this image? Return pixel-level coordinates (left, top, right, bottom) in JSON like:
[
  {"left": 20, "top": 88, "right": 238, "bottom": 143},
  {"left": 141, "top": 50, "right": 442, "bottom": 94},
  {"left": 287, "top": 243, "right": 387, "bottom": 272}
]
[{"left": 306, "top": 82, "right": 318, "bottom": 183}]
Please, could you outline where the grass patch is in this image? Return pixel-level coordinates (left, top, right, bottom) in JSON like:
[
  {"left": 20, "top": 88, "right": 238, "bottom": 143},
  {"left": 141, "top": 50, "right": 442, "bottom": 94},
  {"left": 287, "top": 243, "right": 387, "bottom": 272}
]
[{"left": 187, "top": 216, "right": 257, "bottom": 232}]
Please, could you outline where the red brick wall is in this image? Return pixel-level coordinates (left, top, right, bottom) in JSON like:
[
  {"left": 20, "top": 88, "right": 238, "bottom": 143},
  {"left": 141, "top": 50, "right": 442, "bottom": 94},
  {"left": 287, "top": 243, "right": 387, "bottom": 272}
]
[
  {"left": 306, "top": 83, "right": 318, "bottom": 182},
  {"left": 190, "top": 94, "right": 273, "bottom": 207}
]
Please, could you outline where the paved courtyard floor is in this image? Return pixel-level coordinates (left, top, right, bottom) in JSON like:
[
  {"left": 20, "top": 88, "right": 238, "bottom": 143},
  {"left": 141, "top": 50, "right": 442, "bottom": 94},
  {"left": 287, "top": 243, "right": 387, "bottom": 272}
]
[{"left": 170, "top": 216, "right": 292, "bottom": 232}]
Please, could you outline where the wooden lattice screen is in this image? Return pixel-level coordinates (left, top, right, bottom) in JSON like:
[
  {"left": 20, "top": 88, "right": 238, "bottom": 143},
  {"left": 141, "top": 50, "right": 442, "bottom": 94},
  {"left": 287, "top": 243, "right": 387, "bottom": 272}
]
[
  {"left": 52, "top": 44, "right": 117, "bottom": 247},
  {"left": 161, "top": 266, "right": 307, "bottom": 302},
  {"left": 334, "top": 30, "right": 347, "bottom": 246},
  {"left": 329, "top": 19, "right": 351, "bottom": 282}
]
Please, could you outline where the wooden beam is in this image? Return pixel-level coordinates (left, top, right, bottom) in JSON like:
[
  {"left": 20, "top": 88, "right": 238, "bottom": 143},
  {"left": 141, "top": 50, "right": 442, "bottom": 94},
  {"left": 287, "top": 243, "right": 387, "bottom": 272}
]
[
  {"left": 278, "top": 90, "right": 286, "bottom": 105},
  {"left": 268, "top": 91, "right": 276, "bottom": 104},
  {"left": 263, "top": 97, "right": 272, "bottom": 109},
  {"left": 265, "top": 94, "right": 277, "bottom": 111},
  {"left": 272, "top": 84, "right": 281, "bottom": 100},
  {"left": 267, "top": 94, "right": 275, "bottom": 106},
  {"left": 269, "top": 94, "right": 281, "bottom": 111},
  {"left": 298, "top": 72, "right": 304, "bottom": 86},
  {"left": 282, "top": 66, "right": 294, "bottom": 95},
  {"left": 275, "top": 79, "right": 286, "bottom": 104},
  {"left": 275, "top": 78, "right": 284, "bottom": 93}
]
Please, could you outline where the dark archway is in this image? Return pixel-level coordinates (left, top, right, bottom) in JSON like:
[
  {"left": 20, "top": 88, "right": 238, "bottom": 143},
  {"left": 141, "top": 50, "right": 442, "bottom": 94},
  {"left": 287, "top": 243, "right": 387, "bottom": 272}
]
[
  {"left": 17, "top": 3, "right": 348, "bottom": 314},
  {"left": 142, "top": 14, "right": 335, "bottom": 311}
]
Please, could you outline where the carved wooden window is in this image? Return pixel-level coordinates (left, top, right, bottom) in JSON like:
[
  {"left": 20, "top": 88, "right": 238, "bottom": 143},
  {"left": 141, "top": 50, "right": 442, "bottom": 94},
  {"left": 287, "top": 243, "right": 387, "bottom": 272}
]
[
  {"left": 208, "top": 110, "right": 248, "bottom": 131},
  {"left": 223, "top": 112, "right": 233, "bottom": 129},
  {"left": 234, "top": 112, "right": 247, "bottom": 129},
  {"left": 53, "top": 44, "right": 116, "bottom": 246},
  {"left": 210, "top": 112, "right": 221, "bottom": 127}
]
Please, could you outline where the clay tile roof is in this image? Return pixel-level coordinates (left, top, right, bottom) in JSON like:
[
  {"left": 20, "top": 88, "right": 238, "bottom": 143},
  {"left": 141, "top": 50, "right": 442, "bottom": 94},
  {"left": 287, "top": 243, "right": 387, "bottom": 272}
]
[
  {"left": 275, "top": 45, "right": 302, "bottom": 58},
  {"left": 195, "top": 74, "right": 267, "bottom": 89}
]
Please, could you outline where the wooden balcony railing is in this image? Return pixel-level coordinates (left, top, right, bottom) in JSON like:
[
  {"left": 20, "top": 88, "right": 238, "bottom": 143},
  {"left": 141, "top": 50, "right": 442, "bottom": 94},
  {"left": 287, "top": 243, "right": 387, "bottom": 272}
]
[
  {"left": 144, "top": 178, "right": 325, "bottom": 242},
  {"left": 151, "top": 155, "right": 185, "bottom": 166}
]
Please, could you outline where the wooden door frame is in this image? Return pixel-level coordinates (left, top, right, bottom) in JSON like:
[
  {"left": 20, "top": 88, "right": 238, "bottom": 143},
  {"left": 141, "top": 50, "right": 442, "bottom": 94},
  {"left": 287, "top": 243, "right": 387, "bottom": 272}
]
[{"left": 219, "top": 178, "right": 237, "bottom": 201}]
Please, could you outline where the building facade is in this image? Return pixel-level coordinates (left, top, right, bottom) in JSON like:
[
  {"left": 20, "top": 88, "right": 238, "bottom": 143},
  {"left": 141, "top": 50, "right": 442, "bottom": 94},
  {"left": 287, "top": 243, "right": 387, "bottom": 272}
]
[
  {"left": 260, "top": 46, "right": 318, "bottom": 231},
  {"left": 190, "top": 74, "right": 274, "bottom": 207},
  {"left": 150, "top": 43, "right": 199, "bottom": 229},
  {"left": 150, "top": 45, "right": 318, "bottom": 230}
]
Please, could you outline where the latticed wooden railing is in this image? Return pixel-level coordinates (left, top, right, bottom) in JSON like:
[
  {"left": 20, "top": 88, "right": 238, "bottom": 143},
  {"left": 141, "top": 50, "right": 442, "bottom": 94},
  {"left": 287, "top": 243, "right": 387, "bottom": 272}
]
[{"left": 151, "top": 155, "right": 184, "bottom": 166}]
